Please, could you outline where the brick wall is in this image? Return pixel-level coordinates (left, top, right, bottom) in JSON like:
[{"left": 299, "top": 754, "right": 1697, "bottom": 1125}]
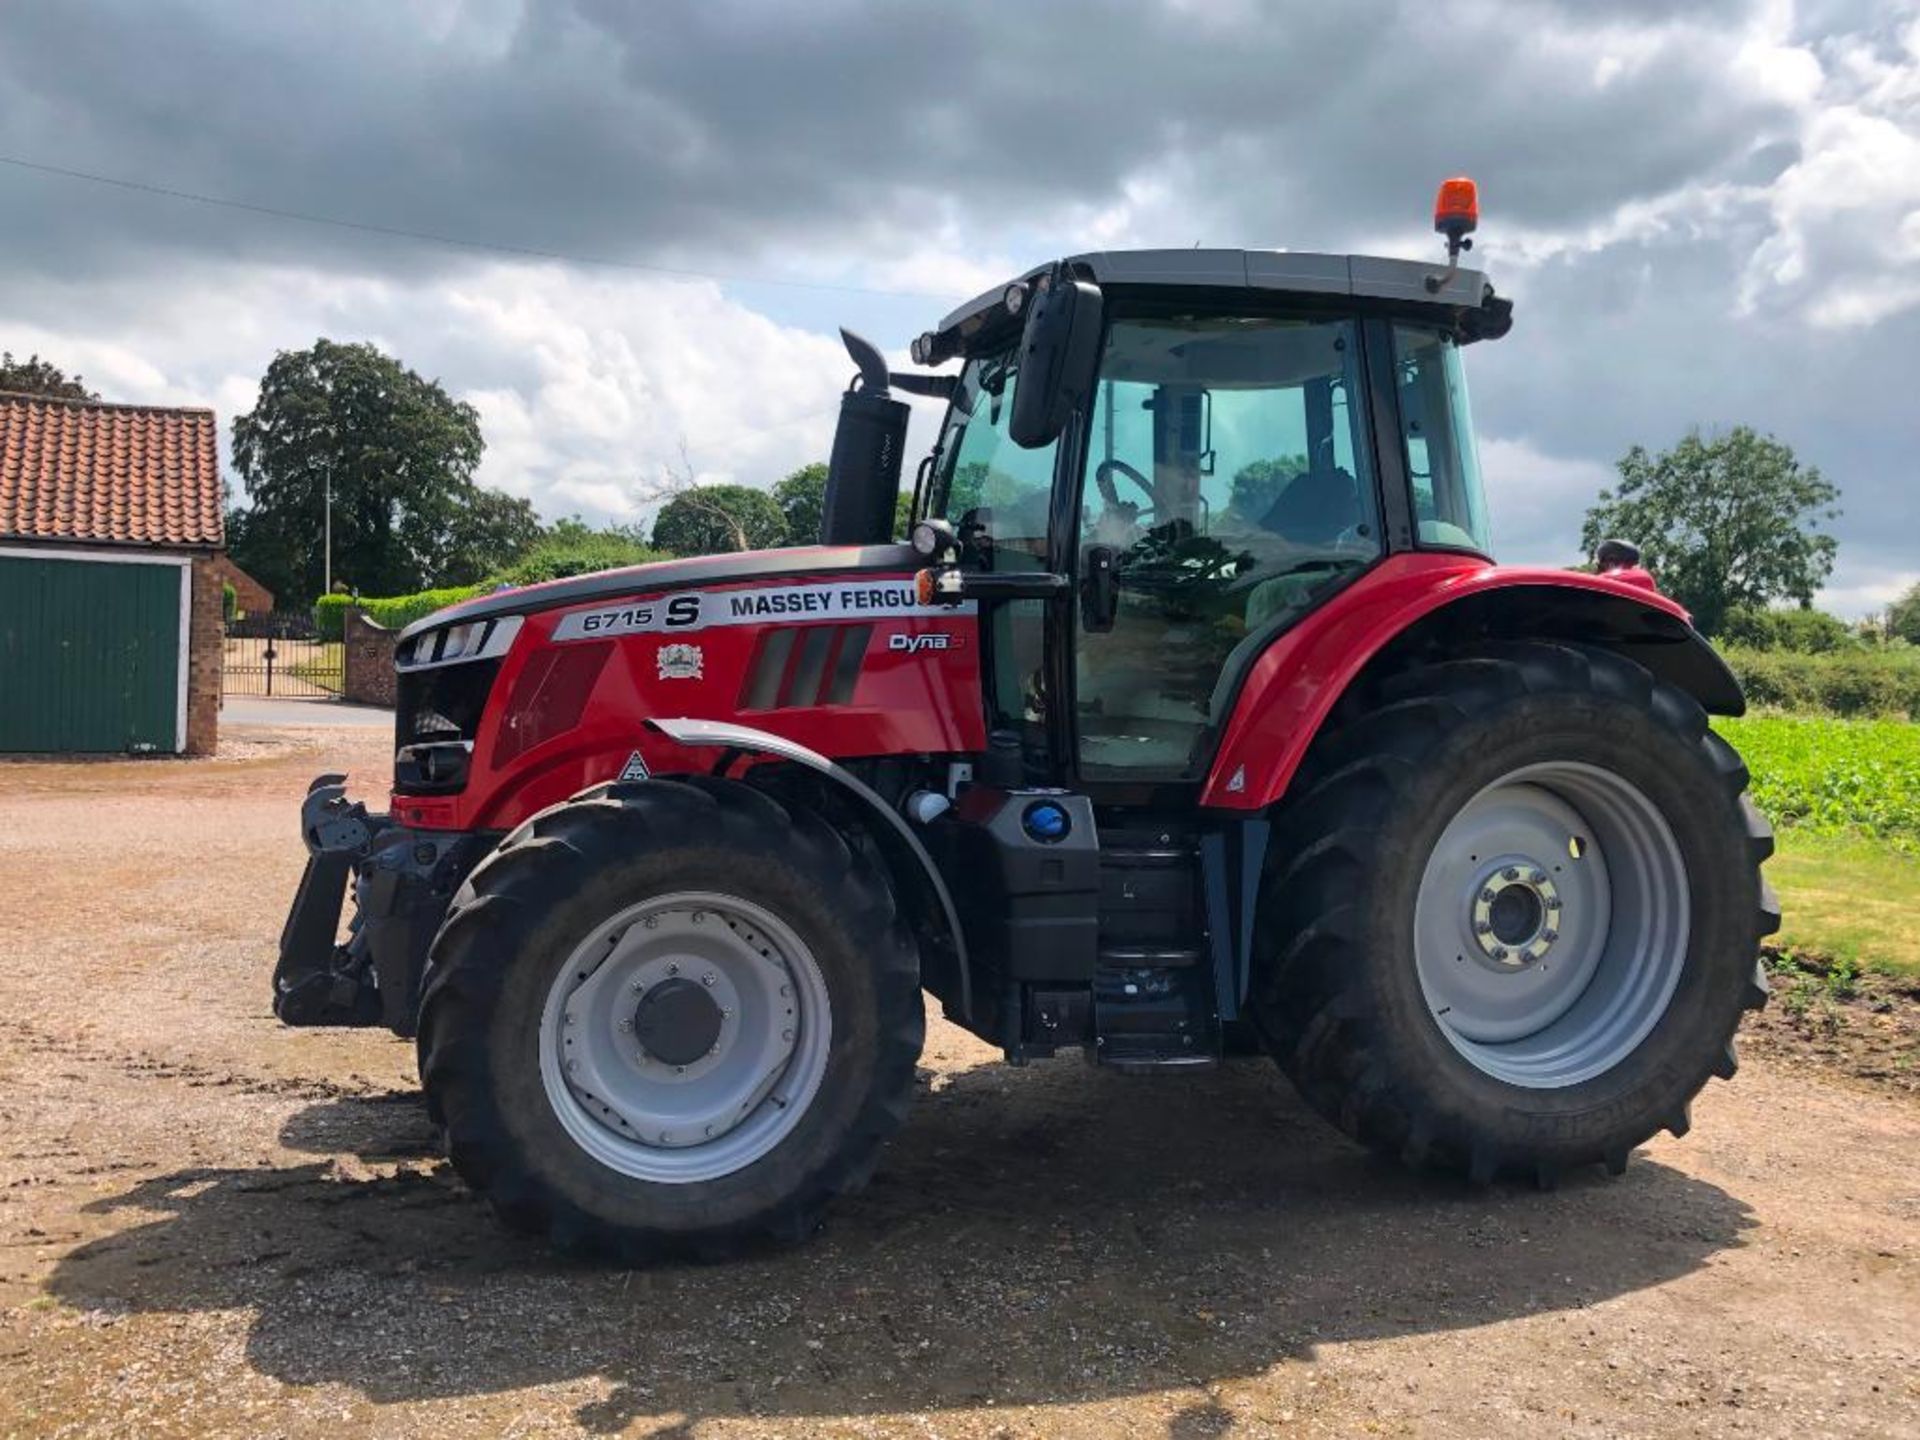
[
  {"left": 185, "top": 554, "right": 224, "bottom": 754},
  {"left": 343, "top": 609, "right": 398, "bottom": 707}
]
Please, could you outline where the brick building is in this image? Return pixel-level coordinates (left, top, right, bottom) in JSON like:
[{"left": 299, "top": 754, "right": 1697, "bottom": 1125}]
[
  {"left": 210, "top": 554, "right": 274, "bottom": 616},
  {"left": 0, "top": 391, "right": 225, "bottom": 754}
]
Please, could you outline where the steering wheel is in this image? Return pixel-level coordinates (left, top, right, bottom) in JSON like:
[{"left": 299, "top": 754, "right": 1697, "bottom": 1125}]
[{"left": 1094, "top": 458, "right": 1155, "bottom": 514}]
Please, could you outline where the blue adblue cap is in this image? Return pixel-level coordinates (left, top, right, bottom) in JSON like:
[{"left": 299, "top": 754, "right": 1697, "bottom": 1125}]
[{"left": 1021, "top": 800, "right": 1071, "bottom": 843}]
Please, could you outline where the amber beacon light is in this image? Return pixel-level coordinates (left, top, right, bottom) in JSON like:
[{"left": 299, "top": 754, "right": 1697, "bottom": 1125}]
[{"left": 1433, "top": 176, "right": 1479, "bottom": 261}]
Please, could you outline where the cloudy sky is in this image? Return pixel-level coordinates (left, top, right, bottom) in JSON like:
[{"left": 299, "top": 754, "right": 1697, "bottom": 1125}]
[{"left": 2, "top": 0, "right": 1916, "bottom": 612}]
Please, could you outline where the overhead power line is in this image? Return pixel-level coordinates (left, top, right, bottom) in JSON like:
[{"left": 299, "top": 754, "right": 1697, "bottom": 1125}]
[{"left": 0, "top": 153, "right": 961, "bottom": 303}]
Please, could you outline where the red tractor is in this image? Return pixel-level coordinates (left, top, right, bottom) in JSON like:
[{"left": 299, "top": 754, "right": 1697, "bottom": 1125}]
[{"left": 277, "top": 182, "right": 1776, "bottom": 1256}]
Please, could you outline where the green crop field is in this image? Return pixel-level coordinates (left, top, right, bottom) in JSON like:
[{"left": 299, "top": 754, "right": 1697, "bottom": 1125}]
[
  {"left": 1717, "top": 714, "right": 1920, "bottom": 846},
  {"left": 1715, "top": 714, "right": 1920, "bottom": 977}
]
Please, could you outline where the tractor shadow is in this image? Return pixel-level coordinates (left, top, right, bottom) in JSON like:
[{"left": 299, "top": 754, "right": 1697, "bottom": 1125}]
[{"left": 46, "top": 1054, "right": 1754, "bottom": 1431}]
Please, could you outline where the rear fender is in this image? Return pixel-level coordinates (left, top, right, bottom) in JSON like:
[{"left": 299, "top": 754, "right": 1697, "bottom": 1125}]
[{"left": 1201, "top": 557, "right": 1741, "bottom": 811}]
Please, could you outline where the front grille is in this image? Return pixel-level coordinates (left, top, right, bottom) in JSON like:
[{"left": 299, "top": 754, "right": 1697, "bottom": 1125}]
[{"left": 394, "top": 659, "right": 503, "bottom": 794}]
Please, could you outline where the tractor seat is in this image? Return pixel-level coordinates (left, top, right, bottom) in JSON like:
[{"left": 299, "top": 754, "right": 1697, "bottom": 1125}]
[{"left": 1258, "top": 467, "right": 1359, "bottom": 545}]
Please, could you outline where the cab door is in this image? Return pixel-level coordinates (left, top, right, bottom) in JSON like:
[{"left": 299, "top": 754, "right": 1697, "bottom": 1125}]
[{"left": 1072, "top": 313, "right": 1383, "bottom": 782}]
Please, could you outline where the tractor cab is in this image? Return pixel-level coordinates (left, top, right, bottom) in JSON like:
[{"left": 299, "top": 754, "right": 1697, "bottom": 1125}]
[{"left": 896, "top": 241, "right": 1511, "bottom": 795}]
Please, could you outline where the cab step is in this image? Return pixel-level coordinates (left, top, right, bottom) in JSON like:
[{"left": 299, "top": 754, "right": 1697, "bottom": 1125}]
[{"left": 1093, "top": 828, "right": 1219, "bottom": 1069}]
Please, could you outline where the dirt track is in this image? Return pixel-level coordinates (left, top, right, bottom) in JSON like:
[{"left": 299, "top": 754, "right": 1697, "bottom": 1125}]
[{"left": 1, "top": 728, "right": 1916, "bottom": 1438}]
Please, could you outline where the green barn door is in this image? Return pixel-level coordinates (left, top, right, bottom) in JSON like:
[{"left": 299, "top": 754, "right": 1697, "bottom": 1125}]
[{"left": 0, "top": 555, "right": 182, "bottom": 752}]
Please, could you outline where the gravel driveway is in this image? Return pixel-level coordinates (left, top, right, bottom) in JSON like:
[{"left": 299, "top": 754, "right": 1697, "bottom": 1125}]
[{"left": 0, "top": 729, "right": 1915, "bottom": 1438}]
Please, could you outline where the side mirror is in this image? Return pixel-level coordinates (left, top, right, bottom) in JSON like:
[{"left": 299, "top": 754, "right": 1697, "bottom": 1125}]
[{"left": 1009, "top": 270, "right": 1103, "bottom": 449}]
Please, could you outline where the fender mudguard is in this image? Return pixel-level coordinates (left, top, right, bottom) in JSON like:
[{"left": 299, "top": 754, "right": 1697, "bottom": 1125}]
[
  {"left": 1201, "top": 554, "right": 1742, "bottom": 811},
  {"left": 646, "top": 716, "right": 972, "bottom": 1018}
]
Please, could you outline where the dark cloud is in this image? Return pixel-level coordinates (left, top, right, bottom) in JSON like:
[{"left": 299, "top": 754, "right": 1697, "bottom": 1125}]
[
  {"left": 1471, "top": 211, "right": 1920, "bottom": 589},
  {"left": 0, "top": 0, "right": 1913, "bottom": 609},
  {"left": 0, "top": 0, "right": 1802, "bottom": 281}
]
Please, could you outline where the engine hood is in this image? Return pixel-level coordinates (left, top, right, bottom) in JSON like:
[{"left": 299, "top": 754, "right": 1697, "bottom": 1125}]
[{"left": 399, "top": 542, "right": 922, "bottom": 644}]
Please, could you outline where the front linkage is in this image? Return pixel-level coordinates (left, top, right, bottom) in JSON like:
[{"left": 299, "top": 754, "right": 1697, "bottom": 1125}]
[{"left": 273, "top": 775, "right": 486, "bottom": 1035}]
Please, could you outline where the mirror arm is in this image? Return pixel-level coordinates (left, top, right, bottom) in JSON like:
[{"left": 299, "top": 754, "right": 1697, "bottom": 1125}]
[
  {"left": 916, "top": 566, "right": 1069, "bottom": 607},
  {"left": 888, "top": 372, "right": 957, "bottom": 400}
]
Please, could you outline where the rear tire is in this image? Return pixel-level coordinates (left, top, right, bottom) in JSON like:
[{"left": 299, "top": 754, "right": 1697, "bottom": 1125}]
[
  {"left": 417, "top": 776, "right": 924, "bottom": 1257},
  {"left": 1250, "top": 642, "right": 1777, "bottom": 1185}
]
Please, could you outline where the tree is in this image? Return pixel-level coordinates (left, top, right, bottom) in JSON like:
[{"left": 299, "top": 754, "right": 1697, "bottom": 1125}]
[
  {"left": 1228, "top": 455, "right": 1308, "bottom": 523},
  {"left": 1719, "top": 604, "right": 1854, "bottom": 654},
  {"left": 229, "top": 339, "right": 488, "bottom": 601},
  {"left": 442, "top": 486, "right": 544, "bottom": 586},
  {"left": 0, "top": 351, "right": 97, "bottom": 400},
  {"left": 494, "top": 517, "right": 664, "bottom": 585},
  {"left": 1578, "top": 427, "right": 1839, "bottom": 637},
  {"left": 651, "top": 484, "right": 787, "bottom": 556},
  {"left": 1889, "top": 582, "right": 1920, "bottom": 647},
  {"left": 772, "top": 463, "right": 828, "bottom": 545},
  {"left": 773, "top": 462, "right": 915, "bottom": 544}
]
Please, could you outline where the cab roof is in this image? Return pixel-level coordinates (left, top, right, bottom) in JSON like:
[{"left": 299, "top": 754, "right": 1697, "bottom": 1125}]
[{"left": 934, "top": 249, "right": 1505, "bottom": 358}]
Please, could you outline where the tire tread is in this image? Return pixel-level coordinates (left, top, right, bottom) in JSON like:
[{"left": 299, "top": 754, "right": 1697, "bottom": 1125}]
[
  {"left": 1251, "top": 640, "right": 1774, "bottom": 1184},
  {"left": 417, "top": 778, "right": 923, "bottom": 1258}
]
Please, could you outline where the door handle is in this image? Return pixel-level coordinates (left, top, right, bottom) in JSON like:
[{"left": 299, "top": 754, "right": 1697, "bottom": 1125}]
[{"left": 1081, "top": 544, "right": 1119, "bottom": 633}]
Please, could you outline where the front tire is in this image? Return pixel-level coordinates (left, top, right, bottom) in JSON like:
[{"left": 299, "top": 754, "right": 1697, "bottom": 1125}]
[
  {"left": 1251, "top": 642, "right": 1777, "bottom": 1185},
  {"left": 417, "top": 776, "right": 924, "bottom": 1256}
]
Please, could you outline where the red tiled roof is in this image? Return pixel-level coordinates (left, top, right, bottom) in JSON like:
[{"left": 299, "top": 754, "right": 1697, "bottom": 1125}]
[{"left": 0, "top": 391, "right": 222, "bottom": 548}]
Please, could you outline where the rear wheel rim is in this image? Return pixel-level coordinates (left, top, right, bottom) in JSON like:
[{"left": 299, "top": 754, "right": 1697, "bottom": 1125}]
[
  {"left": 538, "top": 891, "right": 833, "bottom": 1183},
  {"left": 1414, "top": 761, "right": 1690, "bottom": 1089}
]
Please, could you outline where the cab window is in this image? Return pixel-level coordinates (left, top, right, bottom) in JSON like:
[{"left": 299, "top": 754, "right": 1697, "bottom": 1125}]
[
  {"left": 1392, "top": 325, "right": 1492, "bottom": 554},
  {"left": 928, "top": 349, "right": 1059, "bottom": 734},
  {"left": 929, "top": 350, "right": 1058, "bottom": 567}
]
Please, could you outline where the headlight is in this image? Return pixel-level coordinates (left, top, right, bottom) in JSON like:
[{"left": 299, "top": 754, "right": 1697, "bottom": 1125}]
[{"left": 910, "top": 517, "right": 960, "bottom": 561}]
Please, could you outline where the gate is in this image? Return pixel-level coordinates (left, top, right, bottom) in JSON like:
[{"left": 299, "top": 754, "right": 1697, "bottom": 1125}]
[{"left": 223, "top": 611, "right": 343, "bottom": 698}]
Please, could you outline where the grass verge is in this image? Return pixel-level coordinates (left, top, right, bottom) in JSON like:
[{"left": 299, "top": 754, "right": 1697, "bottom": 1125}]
[
  {"left": 1766, "top": 831, "right": 1920, "bottom": 979},
  {"left": 1713, "top": 713, "right": 1920, "bottom": 982}
]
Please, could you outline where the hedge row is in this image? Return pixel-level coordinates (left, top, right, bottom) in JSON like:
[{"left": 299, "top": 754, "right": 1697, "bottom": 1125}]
[
  {"left": 314, "top": 585, "right": 488, "bottom": 641},
  {"left": 494, "top": 536, "right": 666, "bottom": 586},
  {"left": 309, "top": 537, "right": 670, "bottom": 640},
  {"left": 1717, "top": 605, "right": 1857, "bottom": 654},
  {"left": 1721, "top": 646, "right": 1920, "bottom": 720}
]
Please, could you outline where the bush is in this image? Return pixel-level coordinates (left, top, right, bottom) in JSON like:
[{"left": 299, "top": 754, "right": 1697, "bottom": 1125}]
[
  {"left": 1719, "top": 605, "right": 1854, "bottom": 654},
  {"left": 221, "top": 581, "right": 238, "bottom": 622},
  {"left": 490, "top": 533, "right": 665, "bottom": 586},
  {"left": 362, "top": 585, "right": 489, "bottom": 631},
  {"left": 1722, "top": 645, "right": 1920, "bottom": 719},
  {"left": 314, "top": 593, "right": 350, "bottom": 641},
  {"left": 313, "top": 584, "right": 488, "bottom": 640}
]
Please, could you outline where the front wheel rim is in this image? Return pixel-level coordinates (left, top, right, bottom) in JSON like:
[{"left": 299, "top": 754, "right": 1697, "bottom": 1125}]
[
  {"left": 537, "top": 891, "right": 833, "bottom": 1183},
  {"left": 1414, "top": 762, "right": 1691, "bottom": 1089}
]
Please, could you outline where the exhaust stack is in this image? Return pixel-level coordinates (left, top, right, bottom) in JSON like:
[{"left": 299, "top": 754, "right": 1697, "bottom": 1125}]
[{"left": 821, "top": 329, "right": 909, "bottom": 545}]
